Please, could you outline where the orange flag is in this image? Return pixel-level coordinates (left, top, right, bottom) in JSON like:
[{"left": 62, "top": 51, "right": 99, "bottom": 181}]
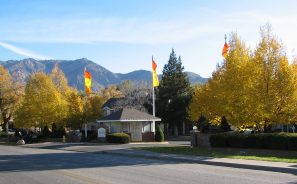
[
  {"left": 222, "top": 42, "right": 229, "bottom": 58},
  {"left": 84, "top": 70, "right": 92, "bottom": 94},
  {"left": 152, "top": 59, "right": 159, "bottom": 87}
]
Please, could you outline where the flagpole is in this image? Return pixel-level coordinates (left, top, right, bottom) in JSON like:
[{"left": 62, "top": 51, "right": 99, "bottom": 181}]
[{"left": 152, "top": 56, "right": 156, "bottom": 134}]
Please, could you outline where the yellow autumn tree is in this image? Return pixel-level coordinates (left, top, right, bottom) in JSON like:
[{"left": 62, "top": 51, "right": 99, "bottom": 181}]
[
  {"left": 252, "top": 24, "right": 295, "bottom": 128},
  {"left": 66, "top": 89, "right": 84, "bottom": 129},
  {"left": 50, "top": 64, "right": 71, "bottom": 95},
  {"left": 189, "top": 33, "right": 254, "bottom": 127},
  {"left": 85, "top": 94, "right": 104, "bottom": 123},
  {"left": 0, "top": 66, "right": 23, "bottom": 131},
  {"left": 189, "top": 24, "right": 297, "bottom": 129},
  {"left": 14, "top": 72, "right": 68, "bottom": 128}
]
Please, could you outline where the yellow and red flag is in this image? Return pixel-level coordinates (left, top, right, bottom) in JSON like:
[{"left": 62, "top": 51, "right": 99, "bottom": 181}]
[
  {"left": 84, "top": 70, "right": 92, "bottom": 94},
  {"left": 152, "top": 59, "right": 159, "bottom": 87},
  {"left": 222, "top": 42, "right": 229, "bottom": 58}
]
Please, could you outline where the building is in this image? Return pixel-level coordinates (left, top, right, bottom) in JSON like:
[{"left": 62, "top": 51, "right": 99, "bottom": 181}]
[{"left": 96, "top": 108, "right": 161, "bottom": 142}]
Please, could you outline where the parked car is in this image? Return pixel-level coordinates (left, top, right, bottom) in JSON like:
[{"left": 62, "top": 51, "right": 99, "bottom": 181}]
[
  {"left": 241, "top": 128, "right": 254, "bottom": 134},
  {"left": 24, "top": 132, "right": 38, "bottom": 144}
]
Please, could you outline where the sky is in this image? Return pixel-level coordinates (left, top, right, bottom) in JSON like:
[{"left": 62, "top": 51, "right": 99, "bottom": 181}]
[{"left": 1, "top": 0, "right": 297, "bottom": 77}]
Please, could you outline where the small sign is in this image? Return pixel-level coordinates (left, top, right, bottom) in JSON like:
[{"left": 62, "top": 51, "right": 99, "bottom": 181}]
[{"left": 98, "top": 128, "right": 106, "bottom": 138}]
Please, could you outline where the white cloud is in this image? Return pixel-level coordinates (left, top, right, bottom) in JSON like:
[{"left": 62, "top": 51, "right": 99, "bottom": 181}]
[
  {"left": 0, "top": 41, "right": 53, "bottom": 60},
  {"left": 1, "top": 9, "right": 296, "bottom": 47}
]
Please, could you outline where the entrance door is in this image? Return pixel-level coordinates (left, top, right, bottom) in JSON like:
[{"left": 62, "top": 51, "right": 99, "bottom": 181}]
[{"left": 130, "top": 122, "right": 142, "bottom": 141}]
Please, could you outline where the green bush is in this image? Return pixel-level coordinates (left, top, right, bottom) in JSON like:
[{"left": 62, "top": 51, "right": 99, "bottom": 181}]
[
  {"left": 81, "top": 130, "right": 97, "bottom": 142},
  {"left": 227, "top": 133, "right": 247, "bottom": 148},
  {"left": 219, "top": 116, "right": 231, "bottom": 132},
  {"left": 263, "top": 133, "right": 288, "bottom": 150},
  {"left": 287, "top": 135, "right": 297, "bottom": 150},
  {"left": 210, "top": 133, "right": 297, "bottom": 150},
  {"left": 209, "top": 133, "right": 228, "bottom": 147},
  {"left": 155, "top": 125, "right": 164, "bottom": 142},
  {"left": 244, "top": 134, "right": 264, "bottom": 148},
  {"left": 52, "top": 127, "right": 66, "bottom": 138},
  {"left": 0, "top": 131, "right": 8, "bottom": 138},
  {"left": 106, "top": 133, "right": 130, "bottom": 144}
]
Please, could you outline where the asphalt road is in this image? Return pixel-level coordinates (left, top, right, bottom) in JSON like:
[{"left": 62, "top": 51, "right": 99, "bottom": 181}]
[{"left": 0, "top": 145, "right": 296, "bottom": 184}]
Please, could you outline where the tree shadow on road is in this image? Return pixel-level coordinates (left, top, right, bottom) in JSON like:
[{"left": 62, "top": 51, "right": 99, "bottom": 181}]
[{"left": 0, "top": 149, "right": 296, "bottom": 177}]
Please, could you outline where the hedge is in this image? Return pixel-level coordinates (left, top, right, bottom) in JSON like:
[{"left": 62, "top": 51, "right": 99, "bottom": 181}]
[
  {"left": 155, "top": 125, "right": 164, "bottom": 142},
  {"left": 209, "top": 133, "right": 228, "bottom": 147},
  {"left": 210, "top": 133, "right": 297, "bottom": 150},
  {"left": 106, "top": 133, "right": 130, "bottom": 144}
]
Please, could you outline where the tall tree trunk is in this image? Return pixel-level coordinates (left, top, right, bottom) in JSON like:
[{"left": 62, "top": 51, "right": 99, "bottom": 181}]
[{"left": 174, "top": 125, "right": 178, "bottom": 137}]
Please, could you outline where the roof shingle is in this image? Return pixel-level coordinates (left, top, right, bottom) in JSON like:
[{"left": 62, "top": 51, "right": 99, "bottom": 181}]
[{"left": 97, "top": 108, "right": 161, "bottom": 122}]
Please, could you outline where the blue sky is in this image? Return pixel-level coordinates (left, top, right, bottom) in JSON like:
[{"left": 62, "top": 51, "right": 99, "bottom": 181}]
[{"left": 1, "top": 0, "right": 297, "bottom": 77}]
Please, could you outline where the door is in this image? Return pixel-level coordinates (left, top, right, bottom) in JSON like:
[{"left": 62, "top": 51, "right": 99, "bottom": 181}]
[{"left": 130, "top": 122, "right": 142, "bottom": 142}]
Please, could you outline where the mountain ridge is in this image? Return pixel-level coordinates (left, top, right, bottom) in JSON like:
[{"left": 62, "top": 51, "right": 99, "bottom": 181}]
[{"left": 0, "top": 58, "right": 208, "bottom": 91}]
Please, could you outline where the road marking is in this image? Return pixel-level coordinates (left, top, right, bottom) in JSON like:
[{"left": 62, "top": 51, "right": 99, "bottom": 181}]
[{"left": 54, "top": 170, "right": 111, "bottom": 184}]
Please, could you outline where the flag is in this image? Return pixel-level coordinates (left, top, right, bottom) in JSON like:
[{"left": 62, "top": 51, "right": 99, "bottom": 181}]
[
  {"left": 152, "top": 59, "right": 159, "bottom": 87},
  {"left": 84, "top": 70, "right": 92, "bottom": 94},
  {"left": 222, "top": 42, "right": 229, "bottom": 58}
]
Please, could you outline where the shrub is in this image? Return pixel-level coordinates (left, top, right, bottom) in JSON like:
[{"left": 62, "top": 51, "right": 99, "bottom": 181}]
[
  {"left": 0, "top": 131, "right": 7, "bottom": 138},
  {"left": 287, "top": 135, "right": 297, "bottom": 150},
  {"left": 209, "top": 133, "right": 228, "bottom": 147},
  {"left": 155, "top": 125, "right": 164, "bottom": 142},
  {"left": 244, "top": 134, "right": 264, "bottom": 149},
  {"left": 263, "top": 133, "right": 288, "bottom": 150},
  {"left": 81, "top": 130, "right": 97, "bottom": 142},
  {"left": 227, "top": 133, "right": 247, "bottom": 148},
  {"left": 42, "top": 126, "right": 52, "bottom": 138},
  {"left": 210, "top": 132, "right": 296, "bottom": 150},
  {"left": 106, "top": 133, "right": 130, "bottom": 144},
  {"left": 52, "top": 126, "right": 66, "bottom": 138},
  {"left": 219, "top": 116, "right": 231, "bottom": 132},
  {"left": 197, "top": 116, "right": 210, "bottom": 133}
]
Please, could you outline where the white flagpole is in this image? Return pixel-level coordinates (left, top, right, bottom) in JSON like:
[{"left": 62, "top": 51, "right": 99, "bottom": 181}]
[{"left": 152, "top": 56, "right": 156, "bottom": 134}]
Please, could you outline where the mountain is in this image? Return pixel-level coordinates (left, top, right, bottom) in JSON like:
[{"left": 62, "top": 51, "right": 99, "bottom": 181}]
[
  {"left": 0, "top": 58, "right": 208, "bottom": 91},
  {"left": 186, "top": 71, "right": 208, "bottom": 84}
]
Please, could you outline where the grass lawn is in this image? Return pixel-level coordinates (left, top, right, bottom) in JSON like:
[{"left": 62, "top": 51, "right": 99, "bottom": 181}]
[{"left": 137, "top": 146, "right": 297, "bottom": 163}]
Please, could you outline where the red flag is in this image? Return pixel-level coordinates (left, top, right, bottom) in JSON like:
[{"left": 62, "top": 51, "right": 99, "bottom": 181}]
[
  {"left": 222, "top": 42, "right": 229, "bottom": 58},
  {"left": 152, "top": 59, "right": 159, "bottom": 87}
]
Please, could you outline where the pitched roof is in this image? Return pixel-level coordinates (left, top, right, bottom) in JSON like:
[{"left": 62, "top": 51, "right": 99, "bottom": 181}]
[
  {"left": 102, "top": 97, "right": 123, "bottom": 109},
  {"left": 97, "top": 108, "right": 161, "bottom": 122}
]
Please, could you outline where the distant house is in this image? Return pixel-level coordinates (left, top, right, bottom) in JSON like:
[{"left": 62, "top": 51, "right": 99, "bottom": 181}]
[
  {"left": 97, "top": 108, "right": 161, "bottom": 141},
  {"left": 102, "top": 97, "right": 124, "bottom": 116}
]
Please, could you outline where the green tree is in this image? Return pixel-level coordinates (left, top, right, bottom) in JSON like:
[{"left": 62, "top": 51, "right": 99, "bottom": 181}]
[
  {"left": 155, "top": 124, "right": 164, "bottom": 142},
  {"left": 157, "top": 49, "right": 192, "bottom": 136}
]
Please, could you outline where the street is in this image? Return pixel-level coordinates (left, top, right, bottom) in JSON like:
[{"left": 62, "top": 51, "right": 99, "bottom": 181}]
[{"left": 0, "top": 145, "right": 296, "bottom": 184}]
